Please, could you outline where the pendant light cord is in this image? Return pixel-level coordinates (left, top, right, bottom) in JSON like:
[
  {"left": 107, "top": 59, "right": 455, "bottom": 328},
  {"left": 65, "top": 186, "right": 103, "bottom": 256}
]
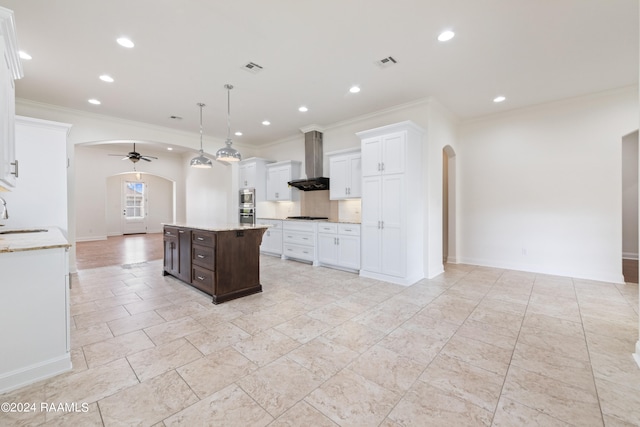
[
  {"left": 198, "top": 102, "right": 205, "bottom": 152},
  {"left": 225, "top": 84, "right": 233, "bottom": 142}
]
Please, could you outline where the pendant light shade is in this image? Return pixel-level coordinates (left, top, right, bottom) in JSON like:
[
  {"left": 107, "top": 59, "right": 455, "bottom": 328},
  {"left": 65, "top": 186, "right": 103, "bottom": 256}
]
[
  {"left": 190, "top": 102, "right": 213, "bottom": 168},
  {"left": 215, "top": 84, "right": 242, "bottom": 163}
]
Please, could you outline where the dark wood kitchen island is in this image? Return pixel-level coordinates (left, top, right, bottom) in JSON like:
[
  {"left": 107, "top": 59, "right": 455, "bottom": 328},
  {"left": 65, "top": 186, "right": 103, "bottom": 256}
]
[{"left": 163, "top": 223, "right": 269, "bottom": 304}]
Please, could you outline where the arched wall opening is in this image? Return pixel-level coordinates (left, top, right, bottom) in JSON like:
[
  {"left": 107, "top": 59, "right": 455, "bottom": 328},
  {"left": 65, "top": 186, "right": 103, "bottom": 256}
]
[
  {"left": 443, "top": 145, "right": 457, "bottom": 264},
  {"left": 622, "top": 129, "right": 639, "bottom": 283},
  {"left": 106, "top": 172, "right": 176, "bottom": 236}
]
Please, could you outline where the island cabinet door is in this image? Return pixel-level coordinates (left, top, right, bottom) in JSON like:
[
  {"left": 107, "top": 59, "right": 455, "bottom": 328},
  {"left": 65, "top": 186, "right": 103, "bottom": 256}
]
[
  {"left": 177, "top": 228, "right": 192, "bottom": 282},
  {"left": 163, "top": 227, "right": 179, "bottom": 276}
]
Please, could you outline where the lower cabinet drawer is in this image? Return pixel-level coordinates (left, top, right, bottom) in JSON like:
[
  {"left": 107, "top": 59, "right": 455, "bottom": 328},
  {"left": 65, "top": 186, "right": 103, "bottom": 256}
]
[
  {"left": 283, "top": 231, "right": 315, "bottom": 246},
  {"left": 192, "top": 244, "right": 215, "bottom": 268},
  {"left": 192, "top": 265, "right": 214, "bottom": 293},
  {"left": 283, "top": 243, "right": 315, "bottom": 262},
  {"left": 192, "top": 231, "right": 216, "bottom": 247}
]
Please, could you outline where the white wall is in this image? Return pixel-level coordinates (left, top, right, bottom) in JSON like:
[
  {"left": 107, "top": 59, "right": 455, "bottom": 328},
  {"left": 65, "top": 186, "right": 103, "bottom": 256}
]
[
  {"left": 184, "top": 152, "right": 232, "bottom": 225},
  {"left": 458, "top": 87, "right": 638, "bottom": 283},
  {"left": 622, "top": 130, "right": 638, "bottom": 259}
]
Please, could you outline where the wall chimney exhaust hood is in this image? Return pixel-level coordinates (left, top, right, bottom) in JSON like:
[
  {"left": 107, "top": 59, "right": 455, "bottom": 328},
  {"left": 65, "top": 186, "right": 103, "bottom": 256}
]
[{"left": 288, "top": 127, "right": 330, "bottom": 191}]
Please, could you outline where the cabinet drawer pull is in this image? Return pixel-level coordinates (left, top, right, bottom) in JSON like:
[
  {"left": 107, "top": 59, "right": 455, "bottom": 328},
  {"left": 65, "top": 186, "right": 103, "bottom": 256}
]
[
  {"left": 197, "top": 255, "right": 205, "bottom": 259},
  {"left": 303, "top": 250, "right": 309, "bottom": 254},
  {"left": 197, "top": 237, "right": 204, "bottom": 241},
  {"left": 10, "top": 160, "right": 18, "bottom": 177},
  {"left": 179, "top": 230, "right": 184, "bottom": 234},
  {"left": 302, "top": 237, "right": 309, "bottom": 240},
  {"left": 197, "top": 276, "right": 205, "bottom": 281}
]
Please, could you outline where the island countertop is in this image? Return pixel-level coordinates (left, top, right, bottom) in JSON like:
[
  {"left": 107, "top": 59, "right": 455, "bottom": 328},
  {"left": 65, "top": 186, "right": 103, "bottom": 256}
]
[
  {"left": 163, "top": 223, "right": 271, "bottom": 232},
  {"left": 0, "top": 227, "right": 71, "bottom": 253}
]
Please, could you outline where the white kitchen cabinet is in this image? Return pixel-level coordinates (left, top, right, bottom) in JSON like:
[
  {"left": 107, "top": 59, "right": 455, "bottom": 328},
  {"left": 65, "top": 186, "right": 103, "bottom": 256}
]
[
  {"left": 266, "top": 160, "right": 301, "bottom": 201},
  {"left": 282, "top": 220, "right": 317, "bottom": 264},
  {"left": 0, "top": 241, "right": 71, "bottom": 393},
  {"left": 257, "top": 218, "right": 283, "bottom": 255},
  {"left": 329, "top": 149, "right": 361, "bottom": 200},
  {"left": 318, "top": 222, "right": 360, "bottom": 271},
  {"left": 357, "top": 121, "right": 425, "bottom": 285},
  {"left": 0, "top": 7, "right": 23, "bottom": 190},
  {"left": 361, "top": 130, "right": 406, "bottom": 177},
  {"left": 239, "top": 157, "right": 273, "bottom": 202}
]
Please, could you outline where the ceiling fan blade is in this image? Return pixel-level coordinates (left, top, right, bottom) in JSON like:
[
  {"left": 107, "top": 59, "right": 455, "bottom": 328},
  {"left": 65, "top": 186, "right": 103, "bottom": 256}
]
[{"left": 140, "top": 157, "right": 152, "bottom": 162}]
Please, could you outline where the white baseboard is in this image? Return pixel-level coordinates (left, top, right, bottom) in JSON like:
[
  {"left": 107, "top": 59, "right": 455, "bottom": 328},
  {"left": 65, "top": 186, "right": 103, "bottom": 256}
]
[
  {"left": 359, "top": 270, "right": 424, "bottom": 286},
  {"left": 0, "top": 353, "right": 71, "bottom": 394},
  {"left": 75, "top": 235, "right": 107, "bottom": 242}
]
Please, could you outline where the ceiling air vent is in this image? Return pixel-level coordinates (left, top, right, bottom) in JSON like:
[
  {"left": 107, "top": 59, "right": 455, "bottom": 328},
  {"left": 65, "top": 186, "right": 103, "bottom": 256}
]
[
  {"left": 376, "top": 56, "right": 398, "bottom": 68},
  {"left": 243, "top": 61, "right": 264, "bottom": 74}
]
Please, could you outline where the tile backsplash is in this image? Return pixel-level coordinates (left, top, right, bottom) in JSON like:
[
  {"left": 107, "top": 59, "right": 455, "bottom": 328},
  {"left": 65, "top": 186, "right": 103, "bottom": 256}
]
[{"left": 257, "top": 190, "right": 361, "bottom": 223}]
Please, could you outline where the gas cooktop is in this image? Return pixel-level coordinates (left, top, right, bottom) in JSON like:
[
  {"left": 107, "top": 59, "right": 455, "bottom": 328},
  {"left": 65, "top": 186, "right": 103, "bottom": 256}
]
[{"left": 286, "top": 216, "right": 329, "bottom": 220}]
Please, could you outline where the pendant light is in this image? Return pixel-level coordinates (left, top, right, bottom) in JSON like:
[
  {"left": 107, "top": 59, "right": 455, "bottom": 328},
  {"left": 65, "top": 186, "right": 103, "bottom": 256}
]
[
  {"left": 190, "top": 102, "right": 213, "bottom": 168},
  {"left": 215, "top": 84, "right": 242, "bottom": 163}
]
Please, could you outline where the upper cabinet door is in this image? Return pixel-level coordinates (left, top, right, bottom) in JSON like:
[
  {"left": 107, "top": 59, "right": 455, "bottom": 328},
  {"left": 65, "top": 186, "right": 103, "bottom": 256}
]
[
  {"left": 329, "top": 155, "right": 348, "bottom": 199},
  {"left": 361, "top": 137, "right": 382, "bottom": 177},
  {"left": 0, "top": 8, "right": 24, "bottom": 190},
  {"left": 381, "top": 132, "right": 406, "bottom": 175}
]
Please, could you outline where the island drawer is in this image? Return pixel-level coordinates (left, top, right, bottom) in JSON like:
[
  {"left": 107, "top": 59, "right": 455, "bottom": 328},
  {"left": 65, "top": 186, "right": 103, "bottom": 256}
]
[
  {"left": 192, "top": 231, "right": 216, "bottom": 247},
  {"left": 164, "top": 226, "right": 180, "bottom": 238},
  {"left": 192, "top": 265, "right": 214, "bottom": 293},
  {"left": 192, "top": 244, "right": 215, "bottom": 268}
]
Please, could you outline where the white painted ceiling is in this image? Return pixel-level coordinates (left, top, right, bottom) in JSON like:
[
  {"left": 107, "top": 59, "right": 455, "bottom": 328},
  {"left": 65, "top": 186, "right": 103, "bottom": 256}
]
[{"left": 3, "top": 0, "right": 638, "bottom": 148}]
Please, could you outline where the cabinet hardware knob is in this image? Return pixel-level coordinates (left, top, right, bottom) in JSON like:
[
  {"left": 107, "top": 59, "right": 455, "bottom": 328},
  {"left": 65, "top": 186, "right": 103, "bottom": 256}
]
[{"left": 10, "top": 160, "right": 18, "bottom": 177}]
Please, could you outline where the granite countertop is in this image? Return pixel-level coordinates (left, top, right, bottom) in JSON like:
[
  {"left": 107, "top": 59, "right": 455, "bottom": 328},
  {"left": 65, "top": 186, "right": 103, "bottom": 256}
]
[
  {"left": 257, "top": 217, "right": 361, "bottom": 225},
  {"left": 0, "top": 227, "right": 71, "bottom": 253},
  {"left": 164, "top": 223, "right": 271, "bottom": 232}
]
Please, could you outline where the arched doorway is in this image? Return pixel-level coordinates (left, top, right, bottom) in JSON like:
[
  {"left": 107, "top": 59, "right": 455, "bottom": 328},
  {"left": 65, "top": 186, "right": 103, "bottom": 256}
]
[
  {"left": 106, "top": 172, "right": 175, "bottom": 236},
  {"left": 443, "top": 145, "right": 457, "bottom": 265}
]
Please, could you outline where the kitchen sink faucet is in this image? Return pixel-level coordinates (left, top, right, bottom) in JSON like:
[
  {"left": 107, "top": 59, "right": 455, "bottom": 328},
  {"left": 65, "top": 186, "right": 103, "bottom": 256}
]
[{"left": 0, "top": 196, "right": 8, "bottom": 220}]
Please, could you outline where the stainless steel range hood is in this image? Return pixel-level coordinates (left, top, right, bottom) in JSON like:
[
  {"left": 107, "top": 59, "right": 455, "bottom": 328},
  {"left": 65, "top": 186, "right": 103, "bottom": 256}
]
[{"left": 288, "top": 128, "right": 330, "bottom": 191}]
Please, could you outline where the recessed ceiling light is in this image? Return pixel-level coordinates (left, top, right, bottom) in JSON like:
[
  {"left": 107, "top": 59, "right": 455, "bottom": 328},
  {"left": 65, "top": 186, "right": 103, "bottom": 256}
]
[
  {"left": 437, "top": 30, "right": 455, "bottom": 42},
  {"left": 349, "top": 86, "right": 361, "bottom": 94},
  {"left": 298, "top": 106, "right": 308, "bottom": 112},
  {"left": 88, "top": 99, "right": 101, "bottom": 105},
  {"left": 235, "top": 131, "right": 243, "bottom": 136},
  {"left": 19, "top": 51, "right": 32, "bottom": 60},
  {"left": 493, "top": 96, "right": 506, "bottom": 103},
  {"left": 116, "top": 37, "right": 134, "bottom": 48},
  {"left": 262, "top": 120, "right": 271, "bottom": 126},
  {"left": 167, "top": 147, "right": 173, "bottom": 151},
  {"left": 99, "top": 74, "right": 114, "bottom": 83}
]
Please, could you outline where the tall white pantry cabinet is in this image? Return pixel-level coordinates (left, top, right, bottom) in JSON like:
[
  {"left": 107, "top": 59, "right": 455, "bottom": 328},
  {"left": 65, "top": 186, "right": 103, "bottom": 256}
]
[{"left": 357, "top": 121, "right": 425, "bottom": 285}]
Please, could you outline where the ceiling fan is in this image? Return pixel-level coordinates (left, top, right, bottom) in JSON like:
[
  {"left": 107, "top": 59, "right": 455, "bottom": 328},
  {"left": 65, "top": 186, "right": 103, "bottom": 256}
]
[{"left": 108, "top": 143, "right": 158, "bottom": 163}]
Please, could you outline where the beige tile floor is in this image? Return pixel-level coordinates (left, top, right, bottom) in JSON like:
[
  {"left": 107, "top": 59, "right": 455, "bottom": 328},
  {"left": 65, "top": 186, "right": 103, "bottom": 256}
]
[{"left": 2, "top": 256, "right": 639, "bottom": 426}]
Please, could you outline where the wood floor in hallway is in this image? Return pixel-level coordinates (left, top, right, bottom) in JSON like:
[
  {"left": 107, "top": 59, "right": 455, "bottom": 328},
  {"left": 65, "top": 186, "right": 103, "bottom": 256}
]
[{"left": 75, "top": 233, "right": 163, "bottom": 270}]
